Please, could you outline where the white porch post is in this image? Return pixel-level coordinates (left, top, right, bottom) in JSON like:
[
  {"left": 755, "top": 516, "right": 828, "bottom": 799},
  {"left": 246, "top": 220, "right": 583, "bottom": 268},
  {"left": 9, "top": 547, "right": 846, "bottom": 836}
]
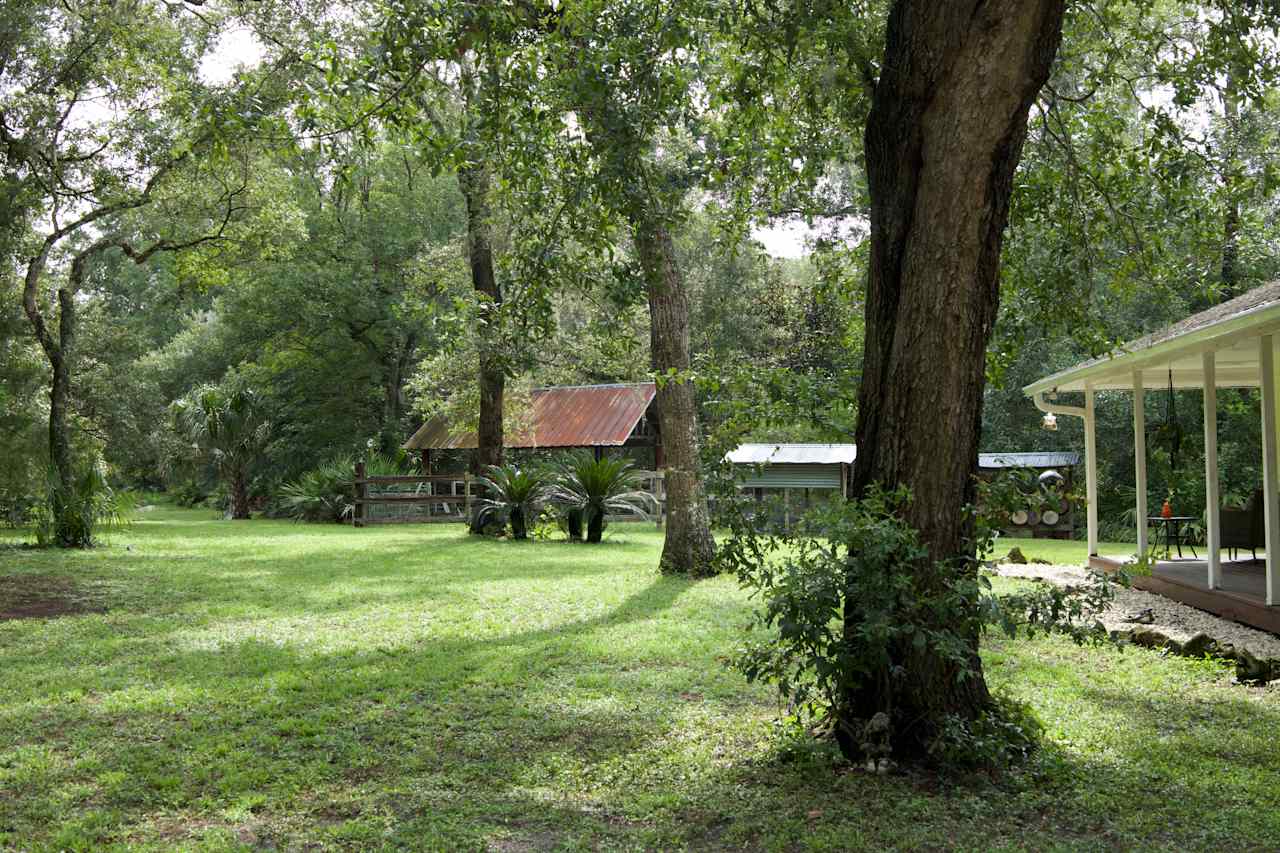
[
  {"left": 1261, "top": 335, "right": 1280, "bottom": 605},
  {"left": 1133, "top": 371, "right": 1148, "bottom": 558},
  {"left": 1085, "top": 382, "right": 1099, "bottom": 557},
  {"left": 1203, "top": 352, "right": 1221, "bottom": 588}
]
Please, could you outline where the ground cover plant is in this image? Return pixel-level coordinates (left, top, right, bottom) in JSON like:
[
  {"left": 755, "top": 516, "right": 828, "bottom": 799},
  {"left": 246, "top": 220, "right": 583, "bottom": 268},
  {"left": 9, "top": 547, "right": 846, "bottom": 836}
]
[{"left": 1, "top": 506, "right": 1278, "bottom": 850}]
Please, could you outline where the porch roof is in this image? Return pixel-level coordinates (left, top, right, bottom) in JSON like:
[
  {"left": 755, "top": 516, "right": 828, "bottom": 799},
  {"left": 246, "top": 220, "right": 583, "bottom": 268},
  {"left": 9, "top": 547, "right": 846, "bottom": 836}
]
[{"left": 1023, "top": 280, "right": 1280, "bottom": 394}]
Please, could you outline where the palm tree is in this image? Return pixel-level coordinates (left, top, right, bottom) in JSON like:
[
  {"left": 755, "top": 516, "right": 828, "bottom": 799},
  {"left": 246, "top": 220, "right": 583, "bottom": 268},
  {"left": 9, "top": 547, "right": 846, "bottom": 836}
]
[
  {"left": 474, "top": 464, "right": 548, "bottom": 540},
  {"left": 550, "top": 453, "right": 656, "bottom": 543},
  {"left": 173, "top": 384, "right": 271, "bottom": 520}
]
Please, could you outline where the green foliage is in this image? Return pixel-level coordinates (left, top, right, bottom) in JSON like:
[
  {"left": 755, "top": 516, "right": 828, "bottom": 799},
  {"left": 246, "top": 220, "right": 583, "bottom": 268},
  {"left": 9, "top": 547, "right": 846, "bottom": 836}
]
[
  {"left": 929, "top": 692, "right": 1044, "bottom": 770},
  {"left": 983, "top": 567, "right": 1122, "bottom": 647},
  {"left": 34, "top": 463, "right": 133, "bottom": 549},
  {"left": 548, "top": 453, "right": 657, "bottom": 543},
  {"left": 274, "top": 453, "right": 403, "bottom": 524},
  {"left": 169, "top": 479, "right": 213, "bottom": 509},
  {"left": 474, "top": 464, "right": 550, "bottom": 540},
  {"left": 725, "top": 484, "right": 1122, "bottom": 769},
  {"left": 172, "top": 382, "right": 272, "bottom": 518},
  {"left": 276, "top": 457, "right": 360, "bottom": 524}
]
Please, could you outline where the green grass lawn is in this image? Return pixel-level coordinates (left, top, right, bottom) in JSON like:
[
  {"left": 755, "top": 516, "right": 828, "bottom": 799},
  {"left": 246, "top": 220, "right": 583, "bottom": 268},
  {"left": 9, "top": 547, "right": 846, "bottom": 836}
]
[
  {"left": 2, "top": 506, "right": 1278, "bottom": 851},
  {"left": 989, "top": 537, "right": 1134, "bottom": 565}
]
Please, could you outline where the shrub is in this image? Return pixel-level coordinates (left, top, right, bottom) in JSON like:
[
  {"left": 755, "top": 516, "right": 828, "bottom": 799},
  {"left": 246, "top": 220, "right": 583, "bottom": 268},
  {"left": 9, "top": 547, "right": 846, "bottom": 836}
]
[
  {"left": 0, "top": 491, "right": 39, "bottom": 528},
  {"left": 724, "top": 485, "right": 1119, "bottom": 770},
  {"left": 474, "top": 465, "right": 549, "bottom": 540},
  {"left": 170, "top": 478, "right": 211, "bottom": 508},
  {"left": 277, "top": 457, "right": 357, "bottom": 523},
  {"left": 548, "top": 453, "right": 656, "bottom": 543},
  {"left": 35, "top": 463, "right": 134, "bottom": 548},
  {"left": 275, "top": 453, "right": 404, "bottom": 523}
]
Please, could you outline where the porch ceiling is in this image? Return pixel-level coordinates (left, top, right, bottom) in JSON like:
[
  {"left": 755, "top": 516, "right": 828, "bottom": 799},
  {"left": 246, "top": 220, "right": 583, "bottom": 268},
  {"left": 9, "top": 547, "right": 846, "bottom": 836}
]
[{"left": 1024, "top": 281, "right": 1280, "bottom": 394}]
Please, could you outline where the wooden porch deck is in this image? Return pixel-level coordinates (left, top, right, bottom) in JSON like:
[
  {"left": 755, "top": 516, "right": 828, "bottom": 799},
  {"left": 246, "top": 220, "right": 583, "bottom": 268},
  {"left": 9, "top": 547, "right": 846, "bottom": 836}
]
[{"left": 1089, "top": 554, "right": 1280, "bottom": 634}]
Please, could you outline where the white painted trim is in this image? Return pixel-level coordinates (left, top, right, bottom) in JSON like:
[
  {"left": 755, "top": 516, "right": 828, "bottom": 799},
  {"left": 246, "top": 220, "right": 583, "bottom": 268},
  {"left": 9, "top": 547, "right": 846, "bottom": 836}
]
[
  {"left": 1261, "top": 336, "right": 1279, "bottom": 606},
  {"left": 1133, "top": 371, "right": 1148, "bottom": 559},
  {"left": 1031, "top": 392, "right": 1085, "bottom": 419},
  {"left": 1203, "top": 353, "right": 1221, "bottom": 589},
  {"left": 1023, "top": 305, "right": 1280, "bottom": 396},
  {"left": 1085, "top": 383, "right": 1099, "bottom": 557}
]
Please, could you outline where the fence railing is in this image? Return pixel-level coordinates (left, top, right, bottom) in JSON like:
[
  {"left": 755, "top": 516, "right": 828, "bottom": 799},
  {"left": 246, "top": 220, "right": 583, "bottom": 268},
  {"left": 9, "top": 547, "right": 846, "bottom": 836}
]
[{"left": 352, "top": 462, "right": 479, "bottom": 527}]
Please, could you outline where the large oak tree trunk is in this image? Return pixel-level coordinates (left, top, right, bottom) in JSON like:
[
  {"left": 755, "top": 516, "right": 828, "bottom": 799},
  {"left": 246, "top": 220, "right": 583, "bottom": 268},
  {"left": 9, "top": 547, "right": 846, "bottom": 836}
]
[
  {"left": 842, "top": 0, "right": 1065, "bottom": 759},
  {"left": 459, "top": 163, "right": 505, "bottom": 533},
  {"left": 24, "top": 246, "right": 81, "bottom": 545},
  {"left": 633, "top": 218, "right": 716, "bottom": 575}
]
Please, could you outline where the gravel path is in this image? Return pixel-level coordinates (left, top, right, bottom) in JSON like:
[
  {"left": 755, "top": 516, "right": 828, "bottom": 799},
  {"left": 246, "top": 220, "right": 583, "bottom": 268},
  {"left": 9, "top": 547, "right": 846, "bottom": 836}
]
[{"left": 995, "top": 562, "right": 1280, "bottom": 659}]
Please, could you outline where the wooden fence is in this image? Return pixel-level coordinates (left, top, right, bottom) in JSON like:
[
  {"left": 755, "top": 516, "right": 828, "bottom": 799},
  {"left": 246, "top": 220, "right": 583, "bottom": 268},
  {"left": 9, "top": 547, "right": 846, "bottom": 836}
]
[
  {"left": 352, "top": 462, "right": 479, "bottom": 527},
  {"left": 352, "top": 463, "right": 667, "bottom": 528}
]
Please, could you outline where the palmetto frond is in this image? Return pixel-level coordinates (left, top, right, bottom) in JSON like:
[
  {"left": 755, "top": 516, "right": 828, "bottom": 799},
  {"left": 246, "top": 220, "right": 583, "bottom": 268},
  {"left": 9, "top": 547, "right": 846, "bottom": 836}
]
[
  {"left": 474, "top": 464, "right": 550, "bottom": 539},
  {"left": 547, "top": 453, "right": 657, "bottom": 520}
]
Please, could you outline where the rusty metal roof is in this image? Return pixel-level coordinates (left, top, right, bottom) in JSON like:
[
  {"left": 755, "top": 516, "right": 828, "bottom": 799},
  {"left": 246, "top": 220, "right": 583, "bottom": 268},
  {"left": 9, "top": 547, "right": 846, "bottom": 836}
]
[{"left": 403, "top": 382, "right": 658, "bottom": 450}]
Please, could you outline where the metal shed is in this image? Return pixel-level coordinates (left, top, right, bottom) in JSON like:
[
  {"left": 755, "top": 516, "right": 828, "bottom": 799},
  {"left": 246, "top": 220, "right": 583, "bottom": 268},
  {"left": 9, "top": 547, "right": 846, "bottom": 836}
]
[{"left": 727, "top": 444, "right": 857, "bottom": 487}]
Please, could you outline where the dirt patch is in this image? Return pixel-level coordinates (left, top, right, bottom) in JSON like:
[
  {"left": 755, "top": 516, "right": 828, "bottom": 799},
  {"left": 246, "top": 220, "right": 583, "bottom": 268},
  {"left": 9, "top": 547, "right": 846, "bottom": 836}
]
[{"left": 0, "top": 574, "right": 106, "bottom": 621}]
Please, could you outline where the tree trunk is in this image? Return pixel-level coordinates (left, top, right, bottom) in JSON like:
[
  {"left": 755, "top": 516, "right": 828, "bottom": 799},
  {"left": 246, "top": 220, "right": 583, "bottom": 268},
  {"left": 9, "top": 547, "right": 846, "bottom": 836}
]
[
  {"left": 48, "top": 286, "right": 74, "bottom": 494},
  {"left": 230, "top": 469, "right": 251, "bottom": 520},
  {"left": 1221, "top": 70, "right": 1241, "bottom": 297},
  {"left": 459, "top": 162, "right": 505, "bottom": 534},
  {"left": 586, "top": 506, "right": 604, "bottom": 543},
  {"left": 379, "top": 331, "right": 417, "bottom": 455},
  {"left": 632, "top": 218, "right": 716, "bottom": 575},
  {"left": 24, "top": 244, "right": 85, "bottom": 545},
  {"left": 459, "top": 163, "right": 505, "bottom": 473},
  {"left": 843, "top": 0, "right": 1065, "bottom": 760},
  {"left": 48, "top": 286, "right": 77, "bottom": 545}
]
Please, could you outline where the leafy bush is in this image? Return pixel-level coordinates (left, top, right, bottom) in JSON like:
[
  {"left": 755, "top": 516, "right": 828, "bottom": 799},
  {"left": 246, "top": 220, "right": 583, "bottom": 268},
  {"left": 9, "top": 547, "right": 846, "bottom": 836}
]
[
  {"left": 277, "top": 457, "right": 357, "bottom": 523},
  {"left": 170, "top": 478, "right": 212, "bottom": 508},
  {"left": 547, "top": 453, "right": 656, "bottom": 543},
  {"left": 0, "top": 491, "right": 39, "bottom": 528},
  {"left": 275, "top": 453, "right": 404, "bottom": 523},
  {"left": 723, "top": 485, "right": 1119, "bottom": 770},
  {"left": 474, "top": 465, "right": 549, "bottom": 540},
  {"left": 35, "top": 463, "right": 134, "bottom": 548}
]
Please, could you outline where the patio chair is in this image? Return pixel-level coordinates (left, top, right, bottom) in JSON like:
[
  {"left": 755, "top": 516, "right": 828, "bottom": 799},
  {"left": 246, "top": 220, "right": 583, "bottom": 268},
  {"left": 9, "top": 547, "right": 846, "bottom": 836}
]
[{"left": 1221, "top": 489, "right": 1264, "bottom": 561}]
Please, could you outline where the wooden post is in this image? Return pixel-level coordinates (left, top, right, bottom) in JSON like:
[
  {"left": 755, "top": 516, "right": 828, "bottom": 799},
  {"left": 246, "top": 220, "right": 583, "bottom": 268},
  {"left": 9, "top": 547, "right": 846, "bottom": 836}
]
[
  {"left": 1261, "top": 335, "right": 1280, "bottom": 605},
  {"left": 1203, "top": 352, "right": 1221, "bottom": 589},
  {"left": 1133, "top": 371, "right": 1148, "bottom": 559},
  {"left": 1085, "top": 383, "right": 1099, "bottom": 557},
  {"left": 464, "top": 471, "right": 473, "bottom": 524},
  {"left": 354, "top": 461, "right": 367, "bottom": 528},
  {"left": 783, "top": 487, "right": 791, "bottom": 531}
]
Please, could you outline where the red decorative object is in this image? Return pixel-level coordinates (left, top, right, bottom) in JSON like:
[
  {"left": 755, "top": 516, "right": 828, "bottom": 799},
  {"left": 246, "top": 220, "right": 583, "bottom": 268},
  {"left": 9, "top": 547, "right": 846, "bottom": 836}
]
[{"left": 1161, "top": 500, "right": 1173, "bottom": 519}]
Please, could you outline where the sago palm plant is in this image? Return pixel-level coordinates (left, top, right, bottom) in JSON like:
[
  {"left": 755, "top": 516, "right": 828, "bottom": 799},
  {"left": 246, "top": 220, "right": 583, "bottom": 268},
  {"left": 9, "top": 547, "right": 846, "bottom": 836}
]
[
  {"left": 550, "top": 453, "right": 656, "bottom": 543},
  {"left": 474, "top": 465, "right": 549, "bottom": 540}
]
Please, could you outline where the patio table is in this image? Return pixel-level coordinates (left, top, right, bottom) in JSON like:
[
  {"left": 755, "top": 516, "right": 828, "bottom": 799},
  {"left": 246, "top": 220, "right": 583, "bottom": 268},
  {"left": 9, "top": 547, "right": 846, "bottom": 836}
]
[{"left": 1148, "top": 515, "right": 1199, "bottom": 560}]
